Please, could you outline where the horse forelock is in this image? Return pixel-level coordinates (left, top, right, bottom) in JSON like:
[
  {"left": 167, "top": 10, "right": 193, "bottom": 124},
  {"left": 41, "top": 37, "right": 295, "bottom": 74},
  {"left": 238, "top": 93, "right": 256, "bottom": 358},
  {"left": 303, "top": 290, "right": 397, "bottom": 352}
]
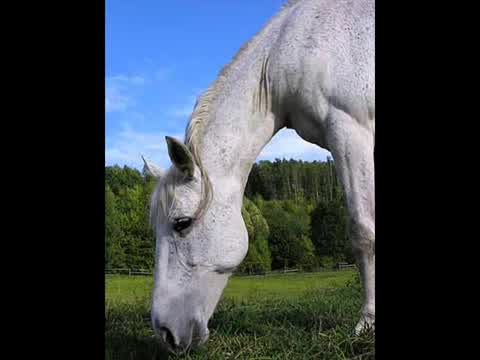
[
  {"left": 149, "top": 158, "right": 213, "bottom": 229},
  {"left": 149, "top": 169, "right": 178, "bottom": 229}
]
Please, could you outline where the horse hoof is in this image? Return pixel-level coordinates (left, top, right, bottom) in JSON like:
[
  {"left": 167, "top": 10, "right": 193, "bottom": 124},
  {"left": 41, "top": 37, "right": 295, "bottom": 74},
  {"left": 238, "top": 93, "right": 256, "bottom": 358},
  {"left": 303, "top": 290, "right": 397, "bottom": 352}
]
[{"left": 354, "top": 313, "right": 375, "bottom": 335}]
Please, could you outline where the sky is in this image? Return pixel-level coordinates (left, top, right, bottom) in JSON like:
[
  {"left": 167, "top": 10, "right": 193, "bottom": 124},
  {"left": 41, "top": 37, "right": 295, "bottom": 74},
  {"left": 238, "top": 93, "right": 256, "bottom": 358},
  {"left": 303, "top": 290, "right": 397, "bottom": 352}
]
[{"left": 106, "top": 0, "right": 331, "bottom": 170}]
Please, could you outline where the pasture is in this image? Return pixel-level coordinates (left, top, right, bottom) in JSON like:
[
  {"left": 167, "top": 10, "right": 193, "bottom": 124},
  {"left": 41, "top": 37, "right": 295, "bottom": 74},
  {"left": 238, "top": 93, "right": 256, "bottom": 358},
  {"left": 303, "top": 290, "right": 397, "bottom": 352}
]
[{"left": 106, "top": 270, "right": 374, "bottom": 359}]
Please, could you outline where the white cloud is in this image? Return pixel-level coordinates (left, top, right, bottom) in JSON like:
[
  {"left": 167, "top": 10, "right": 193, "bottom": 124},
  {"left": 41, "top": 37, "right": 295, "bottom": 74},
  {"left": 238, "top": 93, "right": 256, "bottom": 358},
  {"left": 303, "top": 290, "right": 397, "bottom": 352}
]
[
  {"left": 258, "top": 129, "right": 331, "bottom": 161},
  {"left": 106, "top": 124, "right": 184, "bottom": 170},
  {"left": 108, "top": 74, "right": 145, "bottom": 84},
  {"left": 167, "top": 105, "right": 194, "bottom": 118},
  {"left": 166, "top": 95, "right": 197, "bottom": 118},
  {"left": 105, "top": 74, "right": 146, "bottom": 113},
  {"left": 130, "top": 75, "right": 146, "bottom": 85},
  {"left": 105, "top": 65, "right": 175, "bottom": 114},
  {"left": 107, "top": 125, "right": 331, "bottom": 172},
  {"left": 105, "top": 83, "right": 132, "bottom": 113}
]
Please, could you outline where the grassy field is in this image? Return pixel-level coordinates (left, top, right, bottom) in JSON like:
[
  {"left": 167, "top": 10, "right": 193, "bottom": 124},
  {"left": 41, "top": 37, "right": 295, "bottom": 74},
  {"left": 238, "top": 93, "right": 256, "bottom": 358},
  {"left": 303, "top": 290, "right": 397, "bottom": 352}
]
[{"left": 106, "top": 270, "right": 375, "bottom": 359}]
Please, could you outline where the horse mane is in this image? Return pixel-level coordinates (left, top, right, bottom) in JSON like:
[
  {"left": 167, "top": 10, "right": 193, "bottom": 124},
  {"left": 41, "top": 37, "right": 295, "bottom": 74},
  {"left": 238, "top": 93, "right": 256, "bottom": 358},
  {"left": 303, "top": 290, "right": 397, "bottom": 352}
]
[{"left": 151, "top": 0, "right": 303, "bottom": 226}]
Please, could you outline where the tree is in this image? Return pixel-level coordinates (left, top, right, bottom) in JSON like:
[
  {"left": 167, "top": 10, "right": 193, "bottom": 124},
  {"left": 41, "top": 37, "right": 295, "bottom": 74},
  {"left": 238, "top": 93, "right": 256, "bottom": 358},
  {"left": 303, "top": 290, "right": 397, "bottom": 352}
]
[
  {"left": 261, "top": 200, "right": 315, "bottom": 269},
  {"left": 105, "top": 165, "right": 143, "bottom": 195},
  {"left": 105, "top": 184, "right": 126, "bottom": 268},
  {"left": 244, "top": 158, "right": 344, "bottom": 203},
  {"left": 105, "top": 166, "right": 157, "bottom": 270},
  {"left": 310, "top": 197, "right": 353, "bottom": 264},
  {"left": 239, "top": 197, "right": 272, "bottom": 273},
  {"left": 113, "top": 183, "right": 155, "bottom": 269},
  {"left": 104, "top": 159, "right": 350, "bottom": 272}
]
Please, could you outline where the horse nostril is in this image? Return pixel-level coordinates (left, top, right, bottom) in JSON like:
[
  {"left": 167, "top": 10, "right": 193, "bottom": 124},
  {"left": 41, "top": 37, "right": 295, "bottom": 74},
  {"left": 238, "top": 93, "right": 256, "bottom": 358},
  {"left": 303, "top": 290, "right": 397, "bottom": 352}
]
[{"left": 159, "top": 327, "right": 176, "bottom": 349}]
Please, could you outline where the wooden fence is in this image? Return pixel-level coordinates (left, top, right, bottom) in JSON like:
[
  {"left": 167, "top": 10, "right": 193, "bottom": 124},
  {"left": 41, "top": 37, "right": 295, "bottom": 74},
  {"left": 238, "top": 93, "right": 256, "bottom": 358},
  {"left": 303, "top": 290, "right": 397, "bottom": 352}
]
[
  {"left": 335, "top": 262, "right": 357, "bottom": 270},
  {"left": 105, "top": 268, "right": 152, "bottom": 276},
  {"left": 105, "top": 263, "right": 356, "bottom": 277}
]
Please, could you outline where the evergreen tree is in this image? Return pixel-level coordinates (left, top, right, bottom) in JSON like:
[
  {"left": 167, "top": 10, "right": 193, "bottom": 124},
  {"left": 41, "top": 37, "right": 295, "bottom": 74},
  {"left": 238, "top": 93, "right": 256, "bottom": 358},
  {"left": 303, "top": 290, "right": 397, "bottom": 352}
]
[{"left": 310, "top": 196, "right": 353, "bottom": 264}]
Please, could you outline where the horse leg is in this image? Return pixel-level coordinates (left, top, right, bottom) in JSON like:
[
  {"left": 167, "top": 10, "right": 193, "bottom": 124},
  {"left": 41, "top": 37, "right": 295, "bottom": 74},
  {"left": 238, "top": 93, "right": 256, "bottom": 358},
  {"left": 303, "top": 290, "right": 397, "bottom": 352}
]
[{"left": 324, "top": 108, "right": 375, "bottom": 334}]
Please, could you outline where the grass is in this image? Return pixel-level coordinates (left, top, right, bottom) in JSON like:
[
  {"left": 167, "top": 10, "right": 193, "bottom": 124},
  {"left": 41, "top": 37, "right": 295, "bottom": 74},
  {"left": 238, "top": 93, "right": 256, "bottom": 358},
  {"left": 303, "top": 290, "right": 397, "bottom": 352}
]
[{"left": 106, "top": 270, "right": 375, "bottom": 359}]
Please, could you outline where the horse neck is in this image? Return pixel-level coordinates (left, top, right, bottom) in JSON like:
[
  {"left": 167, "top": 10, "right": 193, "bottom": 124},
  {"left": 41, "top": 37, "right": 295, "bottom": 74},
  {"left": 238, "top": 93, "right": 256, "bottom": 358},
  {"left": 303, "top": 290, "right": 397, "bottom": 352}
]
[
  {"left": 193, "top": 65, "right": 282, "bottom": 203},
  {"left": 189, "top": 6, "right": 295, "bottom": 203}
]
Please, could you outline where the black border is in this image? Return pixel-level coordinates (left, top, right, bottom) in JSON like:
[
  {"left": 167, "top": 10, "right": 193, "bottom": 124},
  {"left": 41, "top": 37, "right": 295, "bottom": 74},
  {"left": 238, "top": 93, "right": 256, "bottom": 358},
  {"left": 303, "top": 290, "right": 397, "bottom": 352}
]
[
  {"left": 375, "top": 1, "right": 472, "bottom": 358},
  {"left": 8, "top": 0, "right": 471, "bottom": 358},
  {"left": 10, "top": 1, "right": 106, "bottom": 359}
]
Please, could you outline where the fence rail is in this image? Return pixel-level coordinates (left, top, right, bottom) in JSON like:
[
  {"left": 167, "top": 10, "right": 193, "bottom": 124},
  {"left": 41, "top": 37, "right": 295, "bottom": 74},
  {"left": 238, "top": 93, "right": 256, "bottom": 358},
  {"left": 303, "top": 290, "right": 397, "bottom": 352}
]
[
  {"left": 105, "top": 268, "right": 152, "bottom": 276},
  {"left": 105, "top": 264, "right": 357, "bottom": 277},
  {"left": 335, "top": 262, "right": 356, "bottom": 270}
]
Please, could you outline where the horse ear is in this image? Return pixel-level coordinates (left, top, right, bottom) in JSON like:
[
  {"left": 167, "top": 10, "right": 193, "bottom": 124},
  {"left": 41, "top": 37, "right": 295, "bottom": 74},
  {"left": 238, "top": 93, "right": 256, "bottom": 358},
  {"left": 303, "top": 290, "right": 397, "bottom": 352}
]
[
  {"left": 165, "top": 136, "right": 194, "bottom": 178},
  {"left": 141, "top": 155, "right": 164, "bottom": 178}
]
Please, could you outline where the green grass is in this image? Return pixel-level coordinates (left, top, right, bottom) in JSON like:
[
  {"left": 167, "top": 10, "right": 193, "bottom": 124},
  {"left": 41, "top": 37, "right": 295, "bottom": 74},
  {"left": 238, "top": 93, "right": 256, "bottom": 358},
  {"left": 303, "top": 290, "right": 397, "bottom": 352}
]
[{"left": 106, "top": 270, "right": 375, "bottom": 359}]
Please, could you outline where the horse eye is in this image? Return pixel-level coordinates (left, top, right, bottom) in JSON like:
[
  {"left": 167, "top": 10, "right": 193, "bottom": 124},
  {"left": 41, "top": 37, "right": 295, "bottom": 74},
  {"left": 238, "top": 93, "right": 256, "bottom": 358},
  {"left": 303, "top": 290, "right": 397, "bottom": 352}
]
[{"left": 173, "top": 217, "right": 193, "bottom": 232}]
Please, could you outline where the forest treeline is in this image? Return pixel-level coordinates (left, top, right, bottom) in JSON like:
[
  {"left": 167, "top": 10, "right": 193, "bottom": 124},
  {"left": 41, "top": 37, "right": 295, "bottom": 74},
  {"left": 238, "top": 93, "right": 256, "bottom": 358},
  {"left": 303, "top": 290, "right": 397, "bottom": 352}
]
[{"left": 105, "top": 158, "right": 353, "bottom": 273}]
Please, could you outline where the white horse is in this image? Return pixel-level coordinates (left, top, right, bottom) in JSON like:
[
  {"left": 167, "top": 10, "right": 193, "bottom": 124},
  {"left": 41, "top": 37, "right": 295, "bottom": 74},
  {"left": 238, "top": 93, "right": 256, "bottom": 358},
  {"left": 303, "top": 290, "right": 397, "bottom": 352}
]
[{"left": 143, "top": 0, "right": 374, "bottom": 352}]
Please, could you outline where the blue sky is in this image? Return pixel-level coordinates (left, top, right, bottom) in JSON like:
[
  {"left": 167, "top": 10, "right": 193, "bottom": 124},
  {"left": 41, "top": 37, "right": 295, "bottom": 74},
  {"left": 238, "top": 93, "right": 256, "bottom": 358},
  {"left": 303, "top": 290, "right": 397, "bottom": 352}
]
[{"left": 106, "top": 0, "right": 331, "bottom": 170}]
